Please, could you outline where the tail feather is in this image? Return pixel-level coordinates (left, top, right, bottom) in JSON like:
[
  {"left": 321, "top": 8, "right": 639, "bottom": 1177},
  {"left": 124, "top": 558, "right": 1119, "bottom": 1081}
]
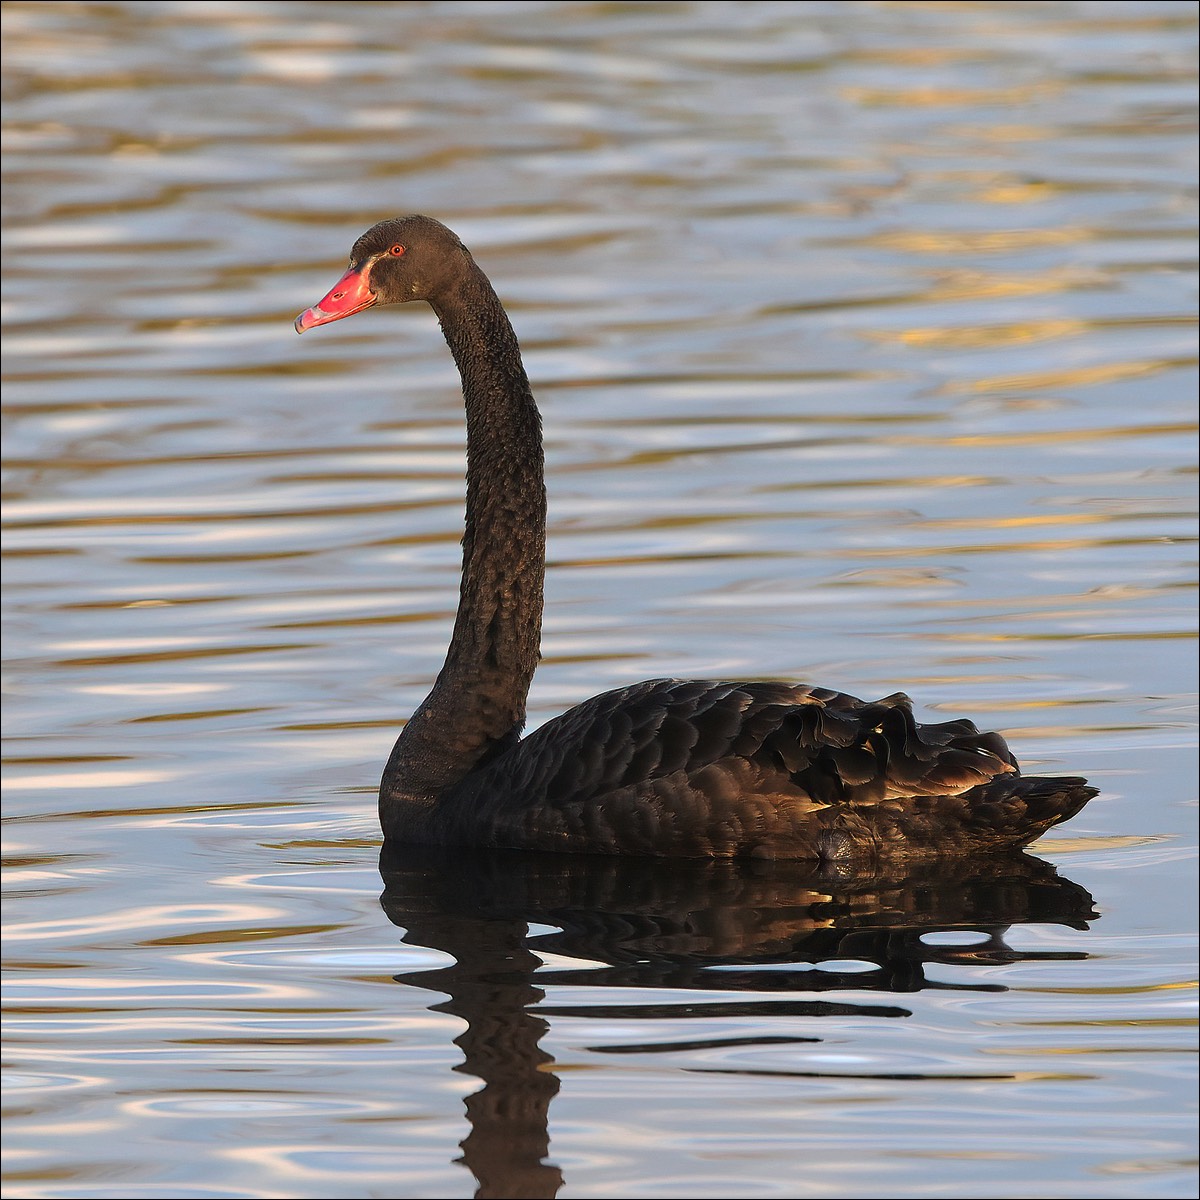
[
  {"left": 1013, "top": 775, "right": 1098, "bottom": 831},
  {"left": 971, "top": 774, "right": 1098, "bottom": 846}
]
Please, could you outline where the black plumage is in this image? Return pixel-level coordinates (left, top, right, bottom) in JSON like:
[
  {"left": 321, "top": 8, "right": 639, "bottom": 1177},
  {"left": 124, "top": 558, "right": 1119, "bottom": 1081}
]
[{"left": 296, "top": 215, "right": 1096, "bottom": 862}]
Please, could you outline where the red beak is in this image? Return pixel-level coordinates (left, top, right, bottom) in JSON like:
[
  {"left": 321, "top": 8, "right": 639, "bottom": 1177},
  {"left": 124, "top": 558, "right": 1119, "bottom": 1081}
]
[{"left": 295, "top": 265, "right": 377, "bottom": 333}]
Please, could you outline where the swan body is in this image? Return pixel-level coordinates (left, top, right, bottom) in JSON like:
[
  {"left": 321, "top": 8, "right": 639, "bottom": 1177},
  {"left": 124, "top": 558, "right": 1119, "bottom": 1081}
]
[{"left": 296, "top": 215, "right": 1095, "bottom": 862}]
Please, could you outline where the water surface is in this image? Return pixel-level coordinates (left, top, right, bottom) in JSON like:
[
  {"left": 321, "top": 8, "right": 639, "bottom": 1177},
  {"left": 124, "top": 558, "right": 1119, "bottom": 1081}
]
[{"left": 2, "top": 2, "right": 1197, "bottom": 1197}]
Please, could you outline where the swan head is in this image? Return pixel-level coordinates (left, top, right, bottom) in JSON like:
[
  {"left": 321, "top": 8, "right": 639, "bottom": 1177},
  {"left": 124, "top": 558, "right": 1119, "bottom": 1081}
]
[{"left": 295, "top": 215, "right": 470, "bottom": 333}]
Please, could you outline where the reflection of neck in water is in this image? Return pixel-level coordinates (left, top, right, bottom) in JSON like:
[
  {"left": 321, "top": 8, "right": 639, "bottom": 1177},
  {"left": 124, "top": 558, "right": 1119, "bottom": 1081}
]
[
  {"left": 381, "top": 848, "right": 1098, "bottom": 1199},
  {"left": 394, "top": 905, "right": 562, "bottom": 1200}
]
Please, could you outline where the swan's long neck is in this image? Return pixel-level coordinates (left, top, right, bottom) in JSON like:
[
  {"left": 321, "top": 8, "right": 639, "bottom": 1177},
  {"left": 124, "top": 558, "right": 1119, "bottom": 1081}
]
[{"left": 381, "top": 260, "right": 546, "bottom": 817}]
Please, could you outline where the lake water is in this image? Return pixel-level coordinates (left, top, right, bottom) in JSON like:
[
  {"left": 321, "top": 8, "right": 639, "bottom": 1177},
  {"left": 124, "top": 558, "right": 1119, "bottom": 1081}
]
[{"left": 2, "top": 2, "right": 1196, "bottom": 1197}]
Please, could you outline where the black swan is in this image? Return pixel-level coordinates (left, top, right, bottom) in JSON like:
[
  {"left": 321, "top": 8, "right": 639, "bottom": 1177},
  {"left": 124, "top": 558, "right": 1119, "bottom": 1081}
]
[{"left": 295, "top": 214, "right": 1096, "bottom": 862}]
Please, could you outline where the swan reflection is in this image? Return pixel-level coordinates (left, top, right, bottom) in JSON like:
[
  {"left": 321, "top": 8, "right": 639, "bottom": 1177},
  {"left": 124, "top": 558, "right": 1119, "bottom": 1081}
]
[{"left": 379, "top": 848, "right": 1097, "bottom": 1199}]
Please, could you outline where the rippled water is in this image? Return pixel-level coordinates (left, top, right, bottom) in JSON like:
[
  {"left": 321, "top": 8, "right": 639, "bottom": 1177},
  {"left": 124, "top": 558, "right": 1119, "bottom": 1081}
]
[{"left": 2, "top": 2, "right": 1197, "bottom": 1197}]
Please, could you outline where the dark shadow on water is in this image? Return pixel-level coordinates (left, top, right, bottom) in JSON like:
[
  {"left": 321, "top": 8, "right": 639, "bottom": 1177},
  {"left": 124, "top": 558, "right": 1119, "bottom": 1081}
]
[{"left": 378, "top": 846, "right": 1098, "bottom": 1200}]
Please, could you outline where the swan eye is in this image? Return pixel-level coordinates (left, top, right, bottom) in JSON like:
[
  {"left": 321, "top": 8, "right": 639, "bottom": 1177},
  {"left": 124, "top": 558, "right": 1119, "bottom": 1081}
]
[{"left": 389, "top": 244, "right": 406, "bottom": 257}]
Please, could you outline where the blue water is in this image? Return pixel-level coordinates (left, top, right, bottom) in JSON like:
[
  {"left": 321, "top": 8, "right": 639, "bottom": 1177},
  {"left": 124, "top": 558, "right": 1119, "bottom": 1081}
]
[{"left": 2, "top": 2, "right": 1196, "bottom": 1197}]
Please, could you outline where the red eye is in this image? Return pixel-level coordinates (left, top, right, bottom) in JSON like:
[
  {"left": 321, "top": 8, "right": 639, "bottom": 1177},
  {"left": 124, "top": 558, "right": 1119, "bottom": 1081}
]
[{"left": 389, "top": 244, "right": 405, "bottom": 256}]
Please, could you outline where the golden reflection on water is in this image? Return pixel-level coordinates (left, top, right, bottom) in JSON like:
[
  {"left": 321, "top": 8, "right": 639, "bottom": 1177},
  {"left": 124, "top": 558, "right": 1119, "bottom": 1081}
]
[
  {"left": 939, "top": 359, "right": 1196, "bottom": 396},
  {"left": 871, "top": 317, "right": 1093, "bottom": 348},
  {"left": 859, "top": 227, "right": 1097, "bottom": 254},
  {"left": 843, "top": 82, "right": 1066, "bottom": 108},
  {"left": 896, "top": 419, "right": 1195, "bottom": 446},
  {"left": 919, "top": 267, "right": 1116, "bottom": 301}
]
